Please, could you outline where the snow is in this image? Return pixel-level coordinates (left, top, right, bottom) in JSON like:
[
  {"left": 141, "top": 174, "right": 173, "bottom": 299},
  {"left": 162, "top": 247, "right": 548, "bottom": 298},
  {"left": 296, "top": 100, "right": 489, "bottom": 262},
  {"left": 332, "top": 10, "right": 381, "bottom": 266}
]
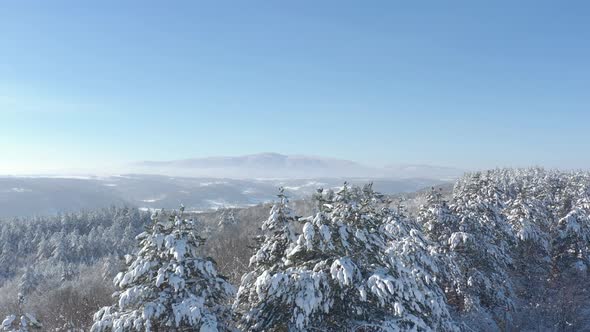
[
  {"left": 2, "top": 315, "right": 16, "bottom": 329},
  {"left": 283, "top": 181, "right": 328, "bottom": 191},
  {"left": 138, "top": 207, "right": 163, "bottom": 213},
  {"left": 319, "top": 224, "right": 331, "bottom": 243},
  {"left": 205, "top": 200, "right": 233, "bottom": 209},
  {"left": 236, "top": 185, "right": 458, "bottom": 331},
  {"left": 93, "top": 212, "right": 234, "bottom": 331},
  {"left": 2, "top": 313, "right": 43, "bottom": 331},
  {"left": 8, "top": 187, "right": 32, "bottom": 193},
  {"left": 141, "top": 197, "right": 165, "bottom": 203},
  {"left": 301, "top": 222, "right": 315, "bottom": 250},
  {"left": 330, "top": 258, "right": 357, "bottom": 286},
  {"left": 448, "top": 231, "right": 471, "bottom": 250},
  {"left": 394, "top": 302, "right": 404, "bottom": 316},
  {"left": 199, "top": 181, "right": 228, "bottom": 187}
]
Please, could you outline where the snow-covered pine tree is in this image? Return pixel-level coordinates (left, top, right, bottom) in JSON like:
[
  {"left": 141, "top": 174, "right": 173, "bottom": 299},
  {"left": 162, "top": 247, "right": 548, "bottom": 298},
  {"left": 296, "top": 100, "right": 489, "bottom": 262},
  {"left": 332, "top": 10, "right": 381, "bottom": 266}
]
[
  {"left": 418, "top": 188, "right": 456, "bottom": 246},
  {"left": 430, "top": 172, "right": 515, "bottom": 326},
  {"left": 100, "top": 255, "right": 124, "bottom": 282},
  {"left": 504, "top": 192, "right": 551, "bottom": 272},
  {"left": 2, "top": 279, "right": 42, "bottom": 332},
  {"left": 0, "top": 241, "right": 17, "bottom": 279},
  {"left": 1, "top": 313, "right": 42, "bottom": 332},
  {"left": 233, "top": 188, "right": 299, "bottom": 329},
  {"left": 549, "top": 171, "right": 590, "bottom": 272},
  {"left": 548, "top": 193, "right": 590, "bottom": 330},
  {"left": 18, "top": 268, "right": 38, "bottom": 299},
  {"left": 217, "top": 208, "right": 237, "bottom": 230},
  {"left": 553, "top": 194, "right": 590, "bottom": 273},
  {"left": 417, "top": 188, "right": 464, "bottom": 310},
  {"left": 91, "top": 206, "right": 235, "bottom": 332},
  {"left": 501, "top": 189, "right": 553, "bottom": 329},
  {"left": 381, "top": 195, "right": 458, "bottom": 331},
  {"left": 505, "top": 193, "right": 548, "bottom": 246},
  {"left": 235, "top": 184, "right": 457, "bottom": 331}
]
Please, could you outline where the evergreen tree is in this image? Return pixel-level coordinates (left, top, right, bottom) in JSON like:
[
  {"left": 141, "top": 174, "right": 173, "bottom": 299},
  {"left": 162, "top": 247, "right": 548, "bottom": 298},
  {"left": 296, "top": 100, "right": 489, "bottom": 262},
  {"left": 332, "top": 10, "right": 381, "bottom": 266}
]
[
  {"left": 235, "top": 185, "right": 457, "bottom": 331},
  {"left": 418, "top": 188, "right": 457, "bottom": 245},
  {"left": 91, "top": 207, "right": 235, "bottom": 332},
  {"left": 552, "top": 195, "right": 590, "bottom": 273},
  {"left": 18, "top": 268, "right": 38, "bottom": 298},
  {"left": 2, "top": 281, "right": 42, "bottom": 332},
  {"left": 416, "top": 172, "right": 516, "bottom": 330},
  {"left": 217, "top": 208, "right": 237, "bottom": 230},
  {"left": 1, "top": 313, "right": 42, "bottom": 332}
]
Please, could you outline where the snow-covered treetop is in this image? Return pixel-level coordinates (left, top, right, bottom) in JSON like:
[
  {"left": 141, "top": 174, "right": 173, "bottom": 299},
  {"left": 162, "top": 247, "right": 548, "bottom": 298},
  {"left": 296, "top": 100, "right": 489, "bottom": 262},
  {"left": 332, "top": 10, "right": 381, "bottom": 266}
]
[
  {"left": 419, "top": 168, "right": 590, "bottom": 322},
  {"left": 91, "top": 207, "right": 235, "bottom": 332},
  {"left": 217, "top": 208, "right": 238, "bottom": 229},
  {"left": 236, "top": 184, "right": 457, "bottom": 331},
  {"left": 2, "top": 313, "right": 42, "bottom": 332}
]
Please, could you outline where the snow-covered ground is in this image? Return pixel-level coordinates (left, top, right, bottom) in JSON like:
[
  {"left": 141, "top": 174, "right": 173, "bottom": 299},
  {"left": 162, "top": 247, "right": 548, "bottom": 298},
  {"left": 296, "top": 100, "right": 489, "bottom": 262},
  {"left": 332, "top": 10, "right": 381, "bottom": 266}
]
[{"left": 0, "top": 175, "right": 448, "bottom": 218}]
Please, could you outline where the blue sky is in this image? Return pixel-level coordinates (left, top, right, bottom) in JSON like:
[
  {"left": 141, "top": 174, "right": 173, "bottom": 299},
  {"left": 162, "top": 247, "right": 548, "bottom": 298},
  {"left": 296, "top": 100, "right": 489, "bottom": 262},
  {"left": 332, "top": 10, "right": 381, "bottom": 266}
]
[{"left": 1, "top": 1, "right": 589, "bottom": 174}]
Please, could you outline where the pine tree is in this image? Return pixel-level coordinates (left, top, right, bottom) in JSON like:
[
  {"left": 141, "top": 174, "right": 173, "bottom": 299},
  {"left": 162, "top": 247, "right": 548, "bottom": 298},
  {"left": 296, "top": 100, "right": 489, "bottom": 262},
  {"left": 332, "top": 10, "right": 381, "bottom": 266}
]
[
  {"left": 418, "top": 187, "right": 456, "bottom": 245},
  {"left": 2, "top": 278, "right": 42, "bottom": 332},
  {"left": 0, "top": 241, "right": 17, "bottom": 279},
  {"left": 18, "top": 268, "right": 38, "bottom": 298},
  {"left": 233, "top": 188, "right": 299, "bottom": 330},
  {"left": 504, "top": 191, "right": 551, "bottom": 274},
  {"left": 417, "top": 172, "right": 516, "bottom": 328},
  {"left": 235, "top": 185, "right": 457, "bottom": 331},
  {"left": 1, "top": 313, "right": 42, "bottom": 332},
  {"left": 552, "top": 195, "right": 590, "bottom": 273},
  {"left": 217, "top": 208, "right": 237, "bottom": 230},
  {"left": 91, "top": 207, "right": 235, "bottom": 332},
  {"left": 452, "top": 173, "right": 514, "bottom": 315}
]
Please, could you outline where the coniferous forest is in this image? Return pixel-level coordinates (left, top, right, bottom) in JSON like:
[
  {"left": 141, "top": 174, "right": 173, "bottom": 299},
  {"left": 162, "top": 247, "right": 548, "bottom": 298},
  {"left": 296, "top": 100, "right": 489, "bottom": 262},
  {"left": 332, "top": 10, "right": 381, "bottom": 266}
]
[{"left": 1, "top": 168, "right": 590, "bottom": 331}]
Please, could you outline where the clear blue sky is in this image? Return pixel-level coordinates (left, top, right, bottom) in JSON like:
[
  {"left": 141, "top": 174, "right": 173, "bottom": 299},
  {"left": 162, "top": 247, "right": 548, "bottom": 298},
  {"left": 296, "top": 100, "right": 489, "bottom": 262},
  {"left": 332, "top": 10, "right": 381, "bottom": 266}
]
[{"left": 1, "top": 1, "right": 589, "bottom": 174}]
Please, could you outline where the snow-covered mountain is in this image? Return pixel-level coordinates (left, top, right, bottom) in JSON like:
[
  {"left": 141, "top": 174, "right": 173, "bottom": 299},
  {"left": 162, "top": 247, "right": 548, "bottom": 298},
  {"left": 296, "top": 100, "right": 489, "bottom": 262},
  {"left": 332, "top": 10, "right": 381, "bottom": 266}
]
[
  {"left": 134, "top": 153, "right": 374, "bottom": 178},
  {"left": 134, "top": 153, "right": 464, "bottom": 180}
]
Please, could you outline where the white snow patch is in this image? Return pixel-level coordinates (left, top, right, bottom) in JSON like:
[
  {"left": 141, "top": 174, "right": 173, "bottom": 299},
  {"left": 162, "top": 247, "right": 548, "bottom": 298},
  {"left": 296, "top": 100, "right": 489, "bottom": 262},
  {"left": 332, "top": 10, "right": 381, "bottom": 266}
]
[
  {"left": 283, "top": 186, "right": 302, "bottom": 191},
  {"left": 200, "top": 181, "right": 228, "bottom": 187},
  {"left": 141, "top": 195, "right": 166, "bottom": 203},
  {"left": 284, "top": 181, "right": 328, "bottom": 191},
  {"left": 8, "top": 187, "right": 32, "bottom": 193},
  {"left": 205, "top": 200, "right": 243, "bottom": 210},
  {"left": 138, "top": 207, "right": 163, "bottom": 213}
]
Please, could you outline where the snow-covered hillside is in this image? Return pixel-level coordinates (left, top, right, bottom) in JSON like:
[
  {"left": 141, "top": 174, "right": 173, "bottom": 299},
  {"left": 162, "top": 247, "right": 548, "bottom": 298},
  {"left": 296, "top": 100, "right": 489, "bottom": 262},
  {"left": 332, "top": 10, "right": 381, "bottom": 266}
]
[{"left": 0, "top": 174, "right": 447, "bottom": 217}]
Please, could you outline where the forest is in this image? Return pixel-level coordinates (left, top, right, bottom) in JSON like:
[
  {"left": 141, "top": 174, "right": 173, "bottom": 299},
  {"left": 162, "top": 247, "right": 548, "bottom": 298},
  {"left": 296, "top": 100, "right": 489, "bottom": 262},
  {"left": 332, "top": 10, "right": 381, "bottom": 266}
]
[{"left": 1, "top": 168, "right": 589, "bottom": 331}]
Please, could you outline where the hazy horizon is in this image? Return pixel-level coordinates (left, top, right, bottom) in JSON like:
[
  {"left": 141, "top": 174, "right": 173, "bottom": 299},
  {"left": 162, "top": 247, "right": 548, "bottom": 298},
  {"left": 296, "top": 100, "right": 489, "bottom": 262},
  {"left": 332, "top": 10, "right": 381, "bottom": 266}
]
[
  {"left": 0, "top": 152, "right": 464, "bottom": 179},
  {"left": 1, "top": 150, "right": 586, "bottom": 179}
]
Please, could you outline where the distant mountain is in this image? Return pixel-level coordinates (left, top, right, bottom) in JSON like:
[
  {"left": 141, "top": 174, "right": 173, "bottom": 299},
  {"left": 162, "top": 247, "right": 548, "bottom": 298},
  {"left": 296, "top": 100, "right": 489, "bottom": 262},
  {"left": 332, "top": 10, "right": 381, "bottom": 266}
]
[
  {"left": 0, "top": 174, "right": 448, "bottom": 218},
  {"left": 134, "top": 153, "right": 464, "bottom": 180},
  {"left": 135, "top": 152, "right": 374, "bottom": 178}
]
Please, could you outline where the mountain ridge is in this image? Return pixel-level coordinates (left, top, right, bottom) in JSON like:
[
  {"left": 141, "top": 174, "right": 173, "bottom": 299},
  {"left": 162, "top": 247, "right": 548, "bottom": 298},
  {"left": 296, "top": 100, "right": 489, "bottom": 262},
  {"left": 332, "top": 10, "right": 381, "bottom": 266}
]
[{"left": 134, "top": 153, "right": 465, "bottom": 180}]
